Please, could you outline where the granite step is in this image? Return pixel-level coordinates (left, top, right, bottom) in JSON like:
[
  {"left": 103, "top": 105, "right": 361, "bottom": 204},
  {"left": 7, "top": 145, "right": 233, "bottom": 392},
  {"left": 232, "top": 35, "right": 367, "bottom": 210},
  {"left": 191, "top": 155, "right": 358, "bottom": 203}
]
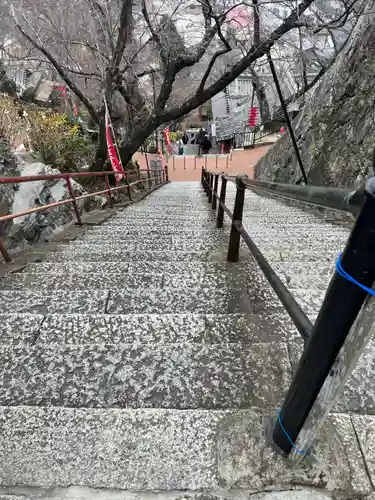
[
  {"left": 0, "top": 287, "right": 256, "bottom": 314},
  {"left": 62, "top": 238, "right": 341, "bottom": 254},
  {"left": 54, "top": 239, "right": 226, "bottom": 252},
  {"left": 43, "top": 250, "right": 209, "bottom": 262},
  {"left": 22, "top": 260, "right": 260, "bottom": 275},
  {"left": 0, "top": 341, "right": 291, "bottom": 409},
  {"left": 0, "top": 313, "right": 298, "bottom": 346},
  {"left": 0, "top": 406, "right": 369, "bottom": 496},
  {"left": 0, "top": 269, "right": 268, "bottom": 290}
]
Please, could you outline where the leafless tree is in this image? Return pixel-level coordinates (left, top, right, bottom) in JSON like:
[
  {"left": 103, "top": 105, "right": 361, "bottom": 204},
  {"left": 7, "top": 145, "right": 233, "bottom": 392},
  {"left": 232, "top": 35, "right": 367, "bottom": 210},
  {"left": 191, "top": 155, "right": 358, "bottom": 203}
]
[{"left": 3, "top": 0, "right": 360, "bottom": 169}]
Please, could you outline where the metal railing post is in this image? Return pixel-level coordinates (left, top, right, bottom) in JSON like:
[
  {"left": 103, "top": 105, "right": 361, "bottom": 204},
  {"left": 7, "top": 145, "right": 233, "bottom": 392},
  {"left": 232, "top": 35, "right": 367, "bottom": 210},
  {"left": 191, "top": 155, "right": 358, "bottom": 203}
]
[
  {"left": 216, "top": 175, "right": 227, "bottom": 228},
  {"left": 273, "top": 176, "right": 375, "bottom": 455},
  {"left": 204, "top": 171, "right": 209, "bottom": 195},
  {"left": 201, "top": 167, "right": 204, "bottom": 186},
  {"left": 194, "top": 156, "right": 197, "bottom": 170},
  {"left": 215, "top": 155, "right": 218, "bottom": 169},
  {"left": 208, "top": 173, "right": 213, "bottom": 203},
  {"left": 0, "top": 238, "right": 11, "bottom": 263},
  {"left": 128, "top": 182, "right": 133, "bottom": 200},
  {"left": 105, "top": 174, "right": 113, "bottom": 208},
  {"left": 173, "top": 155, "right": 175, "bottom": 170},
  {"left": 165, "top": 165, "right": 169, "bottom": 182},
  {"left": 227, "top": 174, "right": 248, "bottom": 262},
  {"left": 212, "top": 173, "right": 219, "bottom": 210},
  {"left": 147, "top": 168, "right": 152, "bottom": 190},
  {"left": 66, "top": 176, "right": 83, "bottom": 225}
]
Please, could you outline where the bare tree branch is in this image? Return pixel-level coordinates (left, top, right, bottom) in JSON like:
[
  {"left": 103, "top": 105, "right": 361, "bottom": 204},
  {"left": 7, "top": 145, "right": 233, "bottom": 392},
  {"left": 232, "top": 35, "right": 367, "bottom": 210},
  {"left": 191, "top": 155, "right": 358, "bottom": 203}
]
[
  {"left": 196, "top": 13, "right": 232, "bottom": 94},
  {"left": 158, "top": 0, "right": 318, "bottom": 123},
  {"left": 9, "top": 4, "right": 99, "bottom": 124},
  {"left": 141, "top": 0, "right": 168, "bottom": 63}
]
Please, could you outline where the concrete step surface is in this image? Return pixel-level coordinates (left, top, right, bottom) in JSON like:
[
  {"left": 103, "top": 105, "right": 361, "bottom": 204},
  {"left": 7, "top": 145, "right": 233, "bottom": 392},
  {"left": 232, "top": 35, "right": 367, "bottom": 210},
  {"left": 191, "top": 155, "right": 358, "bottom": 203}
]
[
  {"left": 0, "top": 407, "right": 370, "bottom": 496},
  {"left": 0, "top": 313, "right": 298, "bottom": 345},
  {"left": 0, "top": 341, "right": 291, "bottom": 409},
  {"left": 0, "top": 180, "right": 371, "bottom": 498}
]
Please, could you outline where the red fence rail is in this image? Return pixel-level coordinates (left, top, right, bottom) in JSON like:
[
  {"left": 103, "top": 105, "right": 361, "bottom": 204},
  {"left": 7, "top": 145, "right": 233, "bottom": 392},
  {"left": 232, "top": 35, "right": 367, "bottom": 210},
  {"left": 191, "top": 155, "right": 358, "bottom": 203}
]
[{"left": 0, "top": 166, "right": 168, "bottom": 263}]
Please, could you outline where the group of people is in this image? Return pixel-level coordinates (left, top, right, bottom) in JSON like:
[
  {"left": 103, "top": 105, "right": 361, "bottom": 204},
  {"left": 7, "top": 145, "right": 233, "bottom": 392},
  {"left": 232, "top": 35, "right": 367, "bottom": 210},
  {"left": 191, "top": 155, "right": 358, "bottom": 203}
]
[{"left": 177, "top": 128, "right": 212, "bottom": 155}]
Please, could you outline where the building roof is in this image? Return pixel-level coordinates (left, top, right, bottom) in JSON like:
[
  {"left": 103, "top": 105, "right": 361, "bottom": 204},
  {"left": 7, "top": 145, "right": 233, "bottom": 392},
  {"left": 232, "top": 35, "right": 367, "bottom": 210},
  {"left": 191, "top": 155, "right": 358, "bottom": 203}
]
[{"left": 215, "top": 101, "right": 249, "bottom": 140}]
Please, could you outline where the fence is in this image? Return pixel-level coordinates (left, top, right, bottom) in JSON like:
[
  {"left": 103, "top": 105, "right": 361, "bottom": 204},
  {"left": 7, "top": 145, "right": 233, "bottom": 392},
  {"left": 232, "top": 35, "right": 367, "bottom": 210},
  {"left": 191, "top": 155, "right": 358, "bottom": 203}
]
[
  {"left": 201, "top": 168, "right": 375, "bottom": 458},
  {"left": 170, "top": 153, "right": 232, "bottom": 171},
  {"left": 0, "top": 166, "right": 168, "bottom": 263}
]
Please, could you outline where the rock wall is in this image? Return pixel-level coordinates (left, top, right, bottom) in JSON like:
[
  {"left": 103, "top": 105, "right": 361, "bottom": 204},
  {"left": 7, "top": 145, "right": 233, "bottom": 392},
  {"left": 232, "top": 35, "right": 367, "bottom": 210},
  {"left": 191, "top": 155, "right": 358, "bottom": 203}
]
[
  {"left": 0, "top": 143, "right": 105, "bottom": 253},
  {"left": 254, "top": 3, "right": 375, "bottom": 187}
]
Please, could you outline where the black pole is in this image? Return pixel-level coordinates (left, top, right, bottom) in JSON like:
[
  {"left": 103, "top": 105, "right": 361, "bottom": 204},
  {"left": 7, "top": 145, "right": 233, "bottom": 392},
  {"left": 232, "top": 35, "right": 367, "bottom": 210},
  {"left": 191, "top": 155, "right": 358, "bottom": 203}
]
[
  {"left": 152, "top": 72, "right": 159, "bottom": 152},
  {"left": 273, "top": 177, "right": 375, "bottom": 454},
  {"left": 267, "top": 52, "right": 308, "bottom": 185},
  {"left": 208, "top": 173, "right": 213, "bottom": 203},
  {"left": 227, "top": 174, "right": 247, "bottom": 262},
  {"left": 165, "top": 165, "right": 169, "bottom": 182},
  {"left": 212, "top": 173, "right": 219, "bottom": 210},
  {"left": 216, "top": 176, "right": 227, "bottom": 228},
  {"left": 250, "top": 83, "right": 256, "bottom": 149}
]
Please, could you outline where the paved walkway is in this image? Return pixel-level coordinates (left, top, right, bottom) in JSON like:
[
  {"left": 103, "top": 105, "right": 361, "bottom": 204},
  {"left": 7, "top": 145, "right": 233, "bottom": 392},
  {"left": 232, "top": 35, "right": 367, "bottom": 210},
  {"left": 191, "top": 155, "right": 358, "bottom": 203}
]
[{"left": 134, "top": 145, "right": 270, "bottom": 181}]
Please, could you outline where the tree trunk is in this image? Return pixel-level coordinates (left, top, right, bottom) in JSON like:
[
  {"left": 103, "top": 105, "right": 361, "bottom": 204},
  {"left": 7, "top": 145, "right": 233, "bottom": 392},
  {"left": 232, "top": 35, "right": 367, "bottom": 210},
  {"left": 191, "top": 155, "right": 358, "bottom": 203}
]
[
  {"left": 251, "top": 67, "right": 271, "bottom": 123},
  {"left": 90, "top": 118, "right": 107, "bottom": 172}
]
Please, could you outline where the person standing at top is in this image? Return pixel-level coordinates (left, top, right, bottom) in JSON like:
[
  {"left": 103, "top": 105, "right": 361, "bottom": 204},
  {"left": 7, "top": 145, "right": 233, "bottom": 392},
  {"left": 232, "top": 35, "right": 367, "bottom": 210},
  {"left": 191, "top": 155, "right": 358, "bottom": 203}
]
[
  {"left": 182, "top": 132, "right": 189, "bottom": 145},
  {"left": 178, "top": 138, "right": 184, "bottom": 155},
  {"left": 201, "top": 134, "right": 212, "bottom": 155},
  {"left": 197, "top": 128, "right": 205, "bottom": 155}
]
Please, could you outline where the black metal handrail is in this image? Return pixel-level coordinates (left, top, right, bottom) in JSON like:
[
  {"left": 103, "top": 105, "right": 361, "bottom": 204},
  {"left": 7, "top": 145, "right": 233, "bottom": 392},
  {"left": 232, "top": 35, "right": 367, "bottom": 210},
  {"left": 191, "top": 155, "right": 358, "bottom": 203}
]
[
  {"left": 201, "top": 167, "right": 375, "bottom": 457},
  {"left": 202, "top": 168, "right": 313, "bottom": 340},
  {"left": 243, "top": 178, "right": 363, "bottom": 215}
]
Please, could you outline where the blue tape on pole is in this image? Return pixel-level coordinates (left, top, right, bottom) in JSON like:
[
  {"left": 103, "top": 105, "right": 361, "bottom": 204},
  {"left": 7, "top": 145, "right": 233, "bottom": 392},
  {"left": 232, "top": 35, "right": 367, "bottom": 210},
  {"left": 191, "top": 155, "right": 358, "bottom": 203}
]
[
  {"left": 336, "top": 253, "right": 375, "bottom": 296},
  {"left": 277, "top": 409, "right": 308, "bottom": 456}
]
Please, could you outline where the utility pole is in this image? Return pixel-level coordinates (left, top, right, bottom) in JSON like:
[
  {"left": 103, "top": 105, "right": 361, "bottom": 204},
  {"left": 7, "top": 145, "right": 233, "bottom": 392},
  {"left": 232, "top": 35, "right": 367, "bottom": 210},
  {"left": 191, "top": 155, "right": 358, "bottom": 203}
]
[
  {"left": 152, "top": 72, "right": 159, "bottom": 152},
  {"left": 267, "top": 52, "right": 308, "bottom": 184}
]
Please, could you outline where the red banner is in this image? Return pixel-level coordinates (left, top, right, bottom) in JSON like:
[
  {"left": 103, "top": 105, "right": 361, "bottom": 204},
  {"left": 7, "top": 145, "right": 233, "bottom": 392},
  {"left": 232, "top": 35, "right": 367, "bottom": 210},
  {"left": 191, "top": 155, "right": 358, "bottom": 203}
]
[
  {"left": 248, "top": 106, "right": 258, "bottom": 127},
  {"left": 105, "top": 109, "right": 126, "bottom": 184},
  {"left": 163, "top": 126, "right": 172, "bottom": 154},
  {"left": 54, "top": 84, "right": 67, "bottom": 102}
]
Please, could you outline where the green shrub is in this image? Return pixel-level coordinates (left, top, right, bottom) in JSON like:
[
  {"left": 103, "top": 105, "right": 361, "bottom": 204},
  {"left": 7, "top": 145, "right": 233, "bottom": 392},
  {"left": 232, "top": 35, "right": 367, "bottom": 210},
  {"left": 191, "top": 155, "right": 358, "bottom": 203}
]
[{"left": 28, "top": 112, "right": 95, "bottom": 172}]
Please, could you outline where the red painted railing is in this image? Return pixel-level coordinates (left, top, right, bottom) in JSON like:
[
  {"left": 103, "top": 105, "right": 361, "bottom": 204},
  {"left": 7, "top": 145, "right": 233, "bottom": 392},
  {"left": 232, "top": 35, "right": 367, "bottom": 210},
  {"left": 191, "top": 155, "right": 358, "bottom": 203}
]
[{"left": 0, "top": 166, "right": 168, "bottom": 263}]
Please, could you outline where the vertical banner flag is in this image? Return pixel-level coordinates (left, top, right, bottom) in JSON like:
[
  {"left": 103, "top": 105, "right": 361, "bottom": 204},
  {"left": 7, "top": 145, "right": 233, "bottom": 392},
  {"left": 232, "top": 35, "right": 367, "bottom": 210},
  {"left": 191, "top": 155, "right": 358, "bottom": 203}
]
[
  {"left": 163, "top": 126, "right": 172, "bottom": 155},
  {"left": 105, "top": 107, "right": 126, "bottom": 184},
  {"left": 248, "top": 106, "right": 258, "bottom": 127}
]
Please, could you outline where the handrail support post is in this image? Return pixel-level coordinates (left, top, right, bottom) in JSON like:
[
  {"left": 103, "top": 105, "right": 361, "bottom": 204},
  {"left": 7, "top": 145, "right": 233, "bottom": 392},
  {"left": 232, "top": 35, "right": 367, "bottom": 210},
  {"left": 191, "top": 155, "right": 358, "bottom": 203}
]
[
  {"left": 105, "top": 174, "right": 113, "bottom": 208},
  {"left": 66, "top": 176, "right": 83, "bottom": 225},
  {"left": 227, "top": 174, "right": 248, "bottom": 262},
  {"left": 212, "top": 173, "right": 219, "bottom": 210},
  {"left": 0, "top": 238, "right": 12, "bottom": 262},
  {"left": 217, "top": 175, "right": 227, "bottom": 228},
  {"left": 208, "top": 173, "right": 213, "bottom": 203}
]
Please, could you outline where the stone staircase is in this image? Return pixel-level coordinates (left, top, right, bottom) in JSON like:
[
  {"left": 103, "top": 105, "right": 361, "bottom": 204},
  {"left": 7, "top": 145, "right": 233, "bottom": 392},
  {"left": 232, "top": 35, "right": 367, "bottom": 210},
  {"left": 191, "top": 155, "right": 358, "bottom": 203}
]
[{"left": 0, "top": 181, "right": 374, "bottom": 499}]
